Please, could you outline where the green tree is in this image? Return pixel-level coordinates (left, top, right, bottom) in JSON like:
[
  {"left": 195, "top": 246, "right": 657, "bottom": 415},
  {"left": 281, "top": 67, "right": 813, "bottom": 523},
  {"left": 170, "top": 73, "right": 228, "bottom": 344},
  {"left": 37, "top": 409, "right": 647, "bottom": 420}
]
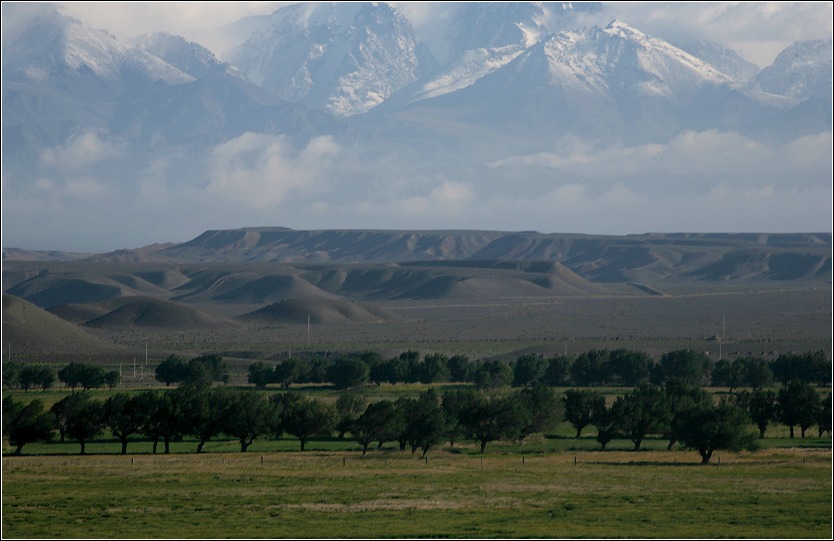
[
  {"left": 247, "top": 361, "right": 275, "bottom": 389},
  {"left": 447, "top": 389, "right": 525, "bottom": 453},
  {"left": 175, "top": 385, "right": 227, "bottom": 453},
  {"left": 737, "top": 356, "right": 774, "bottom": 388},
  {"left": 512, "top": 354, "right": 548, "bottom": 387},
  {"left": 473, "top": 360, "right": 512, "bottom": 389},
  {"left": 817, "top": 393, "right": 832, "bottom": 438},
  {"left": 222, "top": 390, "right": 275, "bottom": 452},
  {"left": 274, "top": 393, "right": 335, "bottom": 451},
  {"left": 711, "top": 359, "right": 746, "bottom": 391},
  {"left": 778, "top": 381, "right": 820, "bottom": 438},
  {"left": 335, "top": 392, "right": 367, "bottom": 439},
  {"left": 663, "top": 379, "right": 712, "bottom": 450},
  {"left": 563, "top": 389, "right": 606, "bottom": 438},
  {"left": 104, "top": 393, "right": 145, "bottom": 455},
  {"left": 735, "top": 389, "right": 777, "bottom": 438},
  {"left": 542, "top": 355, "right": 572, "bottom": 387},
  {"left": 611, "top": 384, "right": 670, "bottom": 451},
  {"left": 570, "top": 349, "right": 611, "bottom": 386},
  {"left": 351, "top": 400, "right": 399, "bottom": 454},
  {"left": 184, "top": 354, "right": 228, "bottom": 386},
  {"left": 18, "top": 365, "right": 55, "bottom": 392},
  {"left": 155, "top": 355, "right": 188, "bottom": 386},
  {"left": 2, "top": 361, "right": 23, "bottom": 389},
  {"left": 273, "top": 359, "right": 301, "bottom": 389},
  {"left": 515, "top": 386, "right": 563, "bottom": 441},
  {"left": 420, "top": 353, "right": 450, "bottom": 384},
  {"left": 135, "top": 390, "right": 181, "bottom": 454},
  {"left": 590, "top": 400, "right": 618, "bottom": 451},
  {"left": 57, "top": 362, "right": 86, "bottom": 390},
  {"left": 447, "top": 354, "right": 474, "bottom": 383},
  {"left": 655, "top": 349, "right": 711, "bottom": 385},
  {"left": 401, "top": 389, "right": 448, "bottom": 456},
  {"left": 609, "top": 349, "right": 653, "bottom": 387},
  {"left": 3, "top": 397, "right": 54, "bottom": 455},
  {"left": 326, "top": 357, "right": 369, "bottom": 389},
  {"left": 52, "top": 393, "right": 104, "bottom": 454},
  {"left": 676, "top": 402, "right": 759, "bottom": 464}
]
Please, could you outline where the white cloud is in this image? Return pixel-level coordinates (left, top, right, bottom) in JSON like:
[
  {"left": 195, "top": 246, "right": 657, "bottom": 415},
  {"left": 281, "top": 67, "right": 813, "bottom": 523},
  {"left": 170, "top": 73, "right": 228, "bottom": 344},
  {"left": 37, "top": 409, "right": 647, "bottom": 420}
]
[
  {"left": 40, "top": 130, "right": 125, "bottom": 170},
  {"left": 203, "top": 132, "right": 340, "bottom": 209}
]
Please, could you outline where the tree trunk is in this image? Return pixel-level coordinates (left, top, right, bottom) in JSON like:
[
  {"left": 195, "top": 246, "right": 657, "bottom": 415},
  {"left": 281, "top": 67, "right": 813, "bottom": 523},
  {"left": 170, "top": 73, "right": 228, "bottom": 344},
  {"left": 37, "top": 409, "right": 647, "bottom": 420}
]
[
  {"left": 789, "top": 425, "right": 795, "bottom": 438},
  {"left": 480, "top": 440, "right": 487, "bottom": 453},
  {"left": 14, "top": 444, "right": 23, "bottom": 455},
  {"left": 300, "top": 438, "right": 306, "bottom": 451},
  {"left": 152, "top": 439, "right": 159, "bottom": 454},
  {"left": 121, "top": 438, "right": 128, "bottom": 455},
  {"left": 362, "top": 443, "right": 368, "bottom": 455},
  {"left": 666, "top": 438, "right": 676, "bottom": 451},
  {"left": 632, "top": 438, "right": 642, "bottom": 451},
  {"left": 575, "top": 427, "right": 582, "bottom": 438},
  {"left": 79, "top": 439, "right": 86, "bottom": 455},
  {"left": 164, "top": 437, "right": 171, "bottom": 455},
  {"left": 700, "top": 450, "right": 712, "bottom": 464},
  {"left": 196, "top": 439, "right": 207, "bottom": 453},
  {"left": 240, "top": 440, "right": 250, "bottom": 452}
]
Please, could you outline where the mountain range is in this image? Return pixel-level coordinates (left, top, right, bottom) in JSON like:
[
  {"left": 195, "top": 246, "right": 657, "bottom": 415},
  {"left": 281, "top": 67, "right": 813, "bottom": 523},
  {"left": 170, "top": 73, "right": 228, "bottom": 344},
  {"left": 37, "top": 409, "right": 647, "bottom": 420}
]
[{"left": 1, "top": 2, "right": 832, "bottom": 252}]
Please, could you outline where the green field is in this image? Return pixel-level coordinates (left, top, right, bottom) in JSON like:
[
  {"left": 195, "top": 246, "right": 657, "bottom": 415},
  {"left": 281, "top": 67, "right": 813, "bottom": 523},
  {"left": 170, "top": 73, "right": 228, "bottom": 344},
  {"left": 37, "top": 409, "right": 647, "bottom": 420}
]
[{"left": 2, "top": 445, "right": 831, "bottom": 539}]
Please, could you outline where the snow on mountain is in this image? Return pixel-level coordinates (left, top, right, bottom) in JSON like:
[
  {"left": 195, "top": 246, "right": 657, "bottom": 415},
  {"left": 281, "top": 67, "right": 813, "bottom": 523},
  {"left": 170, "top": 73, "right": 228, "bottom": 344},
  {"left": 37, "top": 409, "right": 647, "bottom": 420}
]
[
  {"left": 753, "top": 39, "right": 833, "bottom": 100},
  {"left": 132, "top": 32, "right": 225, "bottom": 79},
  {"left": 228, "top": 2, "right": 436, "bottom": 117},
  {"left": 670, "top": 39, "right": 761, "bottom": 84}
]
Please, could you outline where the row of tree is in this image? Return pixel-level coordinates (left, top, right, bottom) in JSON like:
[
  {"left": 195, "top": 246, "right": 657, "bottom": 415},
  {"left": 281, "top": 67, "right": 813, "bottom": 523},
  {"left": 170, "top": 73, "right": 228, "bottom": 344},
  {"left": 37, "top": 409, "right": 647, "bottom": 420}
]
[
  {"left": 3, "top": 349, "right": 828, "bottom": 393},
  {"left": 246, "top": 349, "right": 830, "bottom": 390},
  {"left": 4, "top": 380, "right": 830, "bottom": 463}
]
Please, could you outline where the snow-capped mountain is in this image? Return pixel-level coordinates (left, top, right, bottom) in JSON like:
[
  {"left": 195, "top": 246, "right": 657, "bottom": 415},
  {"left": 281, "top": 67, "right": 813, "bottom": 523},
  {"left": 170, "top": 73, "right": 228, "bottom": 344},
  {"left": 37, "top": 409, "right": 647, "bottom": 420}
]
[
  {"left": 670, "top": 39, "right": 761, "bottom": 83},
  {"left": 753, "top": 39, "right": 833, "bottom": 100},
  {"left": 227, "top": 2, "right": 436, "bottom": 117},
  {"left": 131, "top": 32, "right": 225, "bottom": 79}
]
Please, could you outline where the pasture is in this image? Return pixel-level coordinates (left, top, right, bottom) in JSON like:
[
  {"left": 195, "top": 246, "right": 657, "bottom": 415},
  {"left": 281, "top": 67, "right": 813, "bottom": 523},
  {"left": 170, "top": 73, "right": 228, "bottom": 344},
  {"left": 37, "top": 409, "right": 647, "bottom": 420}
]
[{"left": 2, "top": 445, "right": 831, "bottom": 538}]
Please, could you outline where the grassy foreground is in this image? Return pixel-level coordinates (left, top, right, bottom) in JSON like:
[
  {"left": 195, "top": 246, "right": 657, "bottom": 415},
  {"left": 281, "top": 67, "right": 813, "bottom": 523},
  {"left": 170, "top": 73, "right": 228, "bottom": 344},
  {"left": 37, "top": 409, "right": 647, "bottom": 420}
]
[{"left": 2, "top": 447, "right": 831, "bottom": 539}]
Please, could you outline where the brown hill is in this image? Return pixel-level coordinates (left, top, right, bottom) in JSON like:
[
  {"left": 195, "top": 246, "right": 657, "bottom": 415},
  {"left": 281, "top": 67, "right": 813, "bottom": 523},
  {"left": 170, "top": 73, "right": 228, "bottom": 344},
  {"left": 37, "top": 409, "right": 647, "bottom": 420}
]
[
  {"left": 83, "top": 297, "right": 241, "bottom": 330},
  {"left": 236, "top": 297, "right": 397, "bottom": 324},
  {"left": 2, "top": 294, "right": 124, "bottom": 355}
]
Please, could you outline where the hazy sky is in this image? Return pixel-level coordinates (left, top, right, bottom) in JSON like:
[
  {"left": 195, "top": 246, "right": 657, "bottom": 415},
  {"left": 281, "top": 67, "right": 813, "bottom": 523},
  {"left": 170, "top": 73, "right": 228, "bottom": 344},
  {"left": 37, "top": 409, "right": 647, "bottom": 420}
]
[
  {"left": 55, "top": 1, "right": 833, "bottom": 67},
  {"left": 3, "top": 2, "right": 832, "bottom": 252}
]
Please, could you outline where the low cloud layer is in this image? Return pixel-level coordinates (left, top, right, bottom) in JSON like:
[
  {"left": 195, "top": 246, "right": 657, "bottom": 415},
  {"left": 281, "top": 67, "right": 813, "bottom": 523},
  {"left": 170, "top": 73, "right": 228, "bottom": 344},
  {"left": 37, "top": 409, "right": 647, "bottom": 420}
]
[{"left": 5, "top": 126, "right": 830, "bottom": 252}]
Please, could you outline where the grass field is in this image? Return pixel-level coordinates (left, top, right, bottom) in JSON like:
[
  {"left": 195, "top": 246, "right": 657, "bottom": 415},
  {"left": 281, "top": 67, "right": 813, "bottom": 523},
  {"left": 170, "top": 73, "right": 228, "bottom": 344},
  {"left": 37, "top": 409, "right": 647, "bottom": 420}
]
[{"left": 2, "top": 445, "right": 831, "bottom": 539}]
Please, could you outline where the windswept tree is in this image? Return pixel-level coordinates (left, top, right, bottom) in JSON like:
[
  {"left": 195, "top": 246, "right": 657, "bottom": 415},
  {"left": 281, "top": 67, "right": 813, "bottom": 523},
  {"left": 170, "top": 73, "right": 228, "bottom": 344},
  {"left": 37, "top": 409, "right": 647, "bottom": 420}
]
[
  {"left": 351, "top": 400, "right": 399, "bottom": 454},
  {"left": 611, "top": 384, "right": 670, "bottom": 451},
  {"left": 175, "top": 385, "right": 228, "bottom": 453},
  {"left": 448, "top": 389, "right": 525, "bottom": 453},
  {"left": 778, "top": 381, "right": 820, "bottom": 438},
  {"left": 663, "top": 379, "right": 713, "bottom": 450},
  {"left": 447, "top": 354, "right": 474, "bottom": 383},
  {"left": 735, "top": 389, "right": 777, "bottom": 439},
  {"left": 817, "top": 393, "right": 832, "bottom": 438},
  {"left": 135, "top": 390, "right": 182, "bottom": 454},
  {"left": 52, "top": 392, "right": 104, "bottom": 454},
  {"left": 676, "top": 402, "right": 758, "bottom": 464},
  {"left": 3, "top": 396, "right": 54, "bottom": 455},
  {"left": 335, "top": 392, "right": 367, "bottom": 439},
  {"left": 273, "top": 393, "right": 335, "bottom": 451},
  {"left": 542, "top": 355, "right": 573, "bottom": 387},
  {"left": 103, "top": 393, "right": 146, "bottom": 455},
  {"left": 400, "top": 389, "right": 448, "bottom": 456},
  {"left": 222, "top": 390, "right": 275, "bottom": 452},
  {"left": 570, "top": 349, "right": 611, "bottom": 386},
  {"left": 420, "top": 353, "right": 450, "bottom": 384},
  {"left": 273, "top": 359, "right": 302, "bottom": 389},
  {"left": 590, "top": 400, "right": 618, "bottom": 451},
  {"left": 18, "top": 365, "right": 55, "bottom": 392},
  {"left": 563, "top": 389, "right": 606, "bottom": 438},
  {"left": 515, "top": 386, "right": 562, "bottom": 441}
]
